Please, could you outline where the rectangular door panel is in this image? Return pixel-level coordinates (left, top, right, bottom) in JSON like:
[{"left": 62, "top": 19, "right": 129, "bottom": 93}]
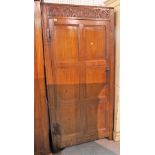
[
  {"left": 53, "top": 24, "right": 79, "bottom": 63},
  {"left": 59, "top": 103, "right": 81, "bottom": 135},
  {"left": 54, "top": 65, "right": 80, "bottom": 102},
  {"left": 83, "top": 25, "right": 106, "bottom": 60},
  {"left": 86, "top": 101, "right": 106, "bottom": 132},
  {"left": 85, "top": 62, "right": 106, "bottom": 99}
]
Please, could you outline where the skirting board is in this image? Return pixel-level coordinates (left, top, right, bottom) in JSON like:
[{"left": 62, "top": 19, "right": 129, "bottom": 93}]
[{"left": 113, "top": 131, "right": 120, "bottom": 141}]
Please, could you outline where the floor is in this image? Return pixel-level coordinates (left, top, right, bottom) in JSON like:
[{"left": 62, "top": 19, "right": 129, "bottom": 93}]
[{"left": 52, "top": 139, "right": 120, "bottom": 155}]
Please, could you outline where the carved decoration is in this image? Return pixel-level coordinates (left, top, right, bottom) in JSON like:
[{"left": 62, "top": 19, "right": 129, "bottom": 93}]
[{"left": 47, "top": 4, "right": 113, "bottom": 19}]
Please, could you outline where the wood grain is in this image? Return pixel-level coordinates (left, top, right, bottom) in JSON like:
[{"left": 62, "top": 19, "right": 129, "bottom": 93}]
[
  {"left": 42, "top": 3, "right": 115, "bottom": 152},
  {"left": 34, "top": 1, "right": 51, "bottom": 155}
]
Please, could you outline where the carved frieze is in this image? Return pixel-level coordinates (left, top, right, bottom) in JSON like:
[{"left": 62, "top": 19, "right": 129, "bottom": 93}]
[{"left": 47, "top": 4, "right": 113, "bottom": 19}]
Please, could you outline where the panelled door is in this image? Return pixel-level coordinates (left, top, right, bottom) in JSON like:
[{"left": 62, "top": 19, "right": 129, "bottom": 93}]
[{"left": 42, "top": 5, "right": 114, "bottom": 151}]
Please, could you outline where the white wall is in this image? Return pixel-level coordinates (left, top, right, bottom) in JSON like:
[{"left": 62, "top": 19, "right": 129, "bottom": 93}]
[{"left": 44, "top": 0, "right": 106, "bottom": 6}]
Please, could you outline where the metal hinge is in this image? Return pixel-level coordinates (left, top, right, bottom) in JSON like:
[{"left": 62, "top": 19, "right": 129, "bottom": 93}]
[
  {"left": 46, "top": 28, "right": 51, "bottom": 41},
  {"left": 47, "top": 19, "right": 55, "bottom": 42},
  {"left": 52, "top": 123, "right": 61, "bottom": 135}
]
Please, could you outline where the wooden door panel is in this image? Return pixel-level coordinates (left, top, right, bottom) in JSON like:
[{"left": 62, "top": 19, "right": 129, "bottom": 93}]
[
  {"left": 83, "top": 25, "right": 106, "bottom": 60},
  {"left": 85, "top": 60, "right": 106, "bottom": 97},
  {"left": 60, "top": 103, "right": 81, "bottom": 135},
  {"left": 85, "top": 66, "right": 106, "bottom": 98},
  {"left": 53, "top": 24, "right": 79, "bottom": 63},
  {"left": 86, "top": 102, "right": 106, "bottom": 131},
  {"left": 86, "top": 102, "right": 98, "bottom": 130},
  {"left": 86, "top": 63, "right": 106, "bottom": 84},
  {"left": 55, "top": 65, "right": 80, "bottom": 102}
]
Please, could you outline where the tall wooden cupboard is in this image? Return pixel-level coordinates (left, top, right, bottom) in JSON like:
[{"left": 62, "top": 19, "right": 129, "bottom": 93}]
[
  {"left": 41, "top": 3, "right": 114, "bottom": 152},
  {"left": 42, "top": 4, "right": 114, "bottom": 150}
]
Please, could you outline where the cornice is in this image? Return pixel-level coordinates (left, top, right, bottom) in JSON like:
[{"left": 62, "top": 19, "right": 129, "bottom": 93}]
[{"left": 46, "top": 4, "right": 114, "bottom": 20}]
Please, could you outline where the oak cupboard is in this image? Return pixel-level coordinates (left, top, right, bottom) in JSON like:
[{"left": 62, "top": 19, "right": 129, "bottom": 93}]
[{"left": 41, "top": 3, "right": 115, "bottom": 152}]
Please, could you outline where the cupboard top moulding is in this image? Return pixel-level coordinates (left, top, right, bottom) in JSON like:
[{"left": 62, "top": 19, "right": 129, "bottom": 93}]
[{"left": 42, "top": 3, "right": 114, "bottom": 21}]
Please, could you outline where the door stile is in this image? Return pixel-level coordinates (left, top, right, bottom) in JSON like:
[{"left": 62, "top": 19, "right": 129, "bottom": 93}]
[{"left": 41, "top": 5, "right": 60, "bottom": 151}]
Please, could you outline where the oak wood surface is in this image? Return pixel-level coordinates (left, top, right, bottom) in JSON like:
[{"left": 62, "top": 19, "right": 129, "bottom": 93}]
[
  {"left": 34, "top": 1, "right": 51, "bottom": 155},
  {"left": 42, "top": 3, "right": 115, "bottom": 151}
]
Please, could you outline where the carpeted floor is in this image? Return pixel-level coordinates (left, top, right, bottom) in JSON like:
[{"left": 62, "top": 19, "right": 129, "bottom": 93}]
[{"left": 53, "top": 139, "right": 120, "bottom": 155}]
